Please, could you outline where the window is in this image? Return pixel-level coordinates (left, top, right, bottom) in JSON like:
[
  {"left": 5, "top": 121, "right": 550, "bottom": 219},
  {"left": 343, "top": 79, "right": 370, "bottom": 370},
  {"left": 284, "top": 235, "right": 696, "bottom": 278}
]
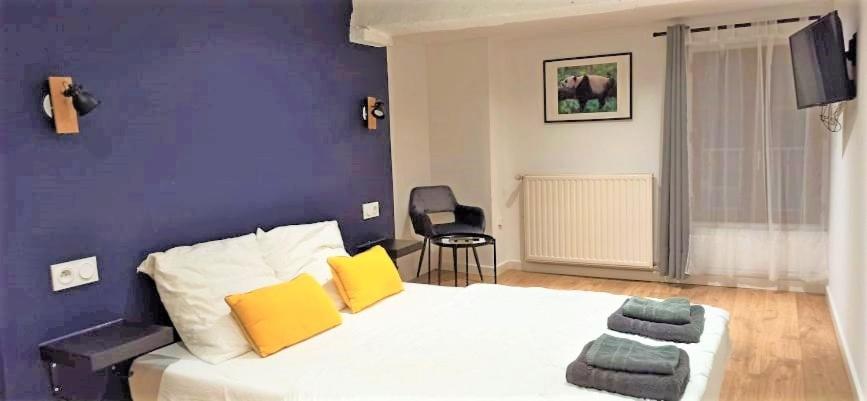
[{"left": 688, "top": 42, "right": 828, "bottom": 227}]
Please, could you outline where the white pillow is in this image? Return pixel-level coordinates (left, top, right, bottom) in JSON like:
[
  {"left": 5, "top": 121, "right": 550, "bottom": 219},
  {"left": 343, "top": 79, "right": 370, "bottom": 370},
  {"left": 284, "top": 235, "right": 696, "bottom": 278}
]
[
  {"left": 255, "top": 220, "right": 349, "bottom": 309},
  {"left": 137, "top": 233, "right": 279, "bottom": 364}
]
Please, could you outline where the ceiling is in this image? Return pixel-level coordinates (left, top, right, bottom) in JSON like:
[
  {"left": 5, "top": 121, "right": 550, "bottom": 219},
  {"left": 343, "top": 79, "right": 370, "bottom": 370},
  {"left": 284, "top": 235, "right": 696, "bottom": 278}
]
[{"left": 350, "top": 0, "right": 828, "bottom": 46}]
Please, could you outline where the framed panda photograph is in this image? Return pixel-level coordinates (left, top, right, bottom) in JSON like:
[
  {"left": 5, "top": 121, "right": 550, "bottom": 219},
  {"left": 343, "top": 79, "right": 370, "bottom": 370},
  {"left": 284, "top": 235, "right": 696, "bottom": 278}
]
[{"left": 543, "top": 52, "right": 632, "bottom": 123}]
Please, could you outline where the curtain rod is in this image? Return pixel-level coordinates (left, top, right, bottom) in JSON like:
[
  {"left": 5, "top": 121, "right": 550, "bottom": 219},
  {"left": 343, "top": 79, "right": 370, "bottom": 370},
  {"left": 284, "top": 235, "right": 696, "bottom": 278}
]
[{"left": 652, "top": 15, "right": 820, "bottom": 37}]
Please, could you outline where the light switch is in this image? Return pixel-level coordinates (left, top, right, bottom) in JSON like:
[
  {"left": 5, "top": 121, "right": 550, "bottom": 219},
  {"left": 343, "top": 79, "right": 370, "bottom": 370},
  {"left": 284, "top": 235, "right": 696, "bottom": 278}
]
[
  {"left": 362, "top": 202, "right": 380, "bottom": 220},
  {"left": 51, "top": 256, "right": 99, "bottom": 292}
]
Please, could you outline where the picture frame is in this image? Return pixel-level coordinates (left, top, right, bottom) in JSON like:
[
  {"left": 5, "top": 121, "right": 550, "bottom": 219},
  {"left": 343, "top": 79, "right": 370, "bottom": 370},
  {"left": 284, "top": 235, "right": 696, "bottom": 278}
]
[{"left": 543, "top": 52, "right": 632, "bottom": 123}]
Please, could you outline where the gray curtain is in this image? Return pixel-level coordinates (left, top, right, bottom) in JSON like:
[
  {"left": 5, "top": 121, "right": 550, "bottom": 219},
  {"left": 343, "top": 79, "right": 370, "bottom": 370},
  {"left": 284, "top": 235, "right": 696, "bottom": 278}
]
[{"left": 658, "top": 24, "right": 689, "bottom": 280}]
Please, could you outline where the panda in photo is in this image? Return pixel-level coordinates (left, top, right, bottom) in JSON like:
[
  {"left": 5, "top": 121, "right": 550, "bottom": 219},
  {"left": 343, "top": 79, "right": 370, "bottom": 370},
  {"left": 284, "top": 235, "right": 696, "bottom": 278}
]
[{"left": 558, "top": 74, "right": 617, "bottom": 112}]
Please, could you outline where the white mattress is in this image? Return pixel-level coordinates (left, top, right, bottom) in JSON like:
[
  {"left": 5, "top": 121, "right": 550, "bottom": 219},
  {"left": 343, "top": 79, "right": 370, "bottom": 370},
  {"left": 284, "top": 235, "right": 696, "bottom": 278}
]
[{"left": 130, "top": 283, "right": 731, "bottom": 401}]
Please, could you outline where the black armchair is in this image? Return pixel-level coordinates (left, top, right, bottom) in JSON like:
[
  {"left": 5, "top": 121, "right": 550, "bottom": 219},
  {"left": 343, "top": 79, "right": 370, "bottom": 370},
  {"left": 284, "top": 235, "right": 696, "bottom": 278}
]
[
  {"left": 454, "top": 204, "right": 485, "bottom": 233},
  {"left": 409, "top": 186, "right": 486, "bottom": 278}
]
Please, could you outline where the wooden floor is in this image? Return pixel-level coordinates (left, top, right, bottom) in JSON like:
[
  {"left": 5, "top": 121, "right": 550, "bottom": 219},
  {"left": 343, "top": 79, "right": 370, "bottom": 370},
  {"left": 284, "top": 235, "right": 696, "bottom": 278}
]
[{"left": 413, "top": 269, "right": 855, "bottom": 401}]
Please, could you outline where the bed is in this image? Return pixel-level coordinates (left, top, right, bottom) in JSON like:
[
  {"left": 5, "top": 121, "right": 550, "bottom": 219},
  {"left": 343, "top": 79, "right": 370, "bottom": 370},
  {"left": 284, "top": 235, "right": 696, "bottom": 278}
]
[{"left": 130, "top": 282, "right": 730, "bottom": 401}]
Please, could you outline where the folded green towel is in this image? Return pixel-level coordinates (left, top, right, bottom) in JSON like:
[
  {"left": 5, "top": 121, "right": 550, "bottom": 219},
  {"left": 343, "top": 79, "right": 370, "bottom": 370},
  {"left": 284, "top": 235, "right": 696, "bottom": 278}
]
[
  {"left": 584, "top": 334, "right": 681, "bottom": 375},
  {"left": 609, "top": 302, "right": 706, "bottom": 343},
  {"left": 622, "top": 297, "right": 692, "bottom": 324},
  {"left": 567, "top": 340, "right": 691, "bottom": 401}
]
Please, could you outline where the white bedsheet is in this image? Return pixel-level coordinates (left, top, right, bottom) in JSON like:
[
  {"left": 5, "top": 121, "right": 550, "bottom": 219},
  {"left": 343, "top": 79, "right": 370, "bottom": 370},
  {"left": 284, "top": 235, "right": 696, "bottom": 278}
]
[{"left": 130, "top": 283, "right": 730, "bottom": 401}]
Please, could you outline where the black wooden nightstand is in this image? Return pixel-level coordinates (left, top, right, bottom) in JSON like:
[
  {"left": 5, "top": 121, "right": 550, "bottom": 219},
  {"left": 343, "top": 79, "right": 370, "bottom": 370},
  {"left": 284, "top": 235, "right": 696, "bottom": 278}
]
[
  {"left": 354, "top": 238, "right": 423, "bottom": 263},
  {"left": 39, "top": 319, "right": 173, "bottom": 400}
]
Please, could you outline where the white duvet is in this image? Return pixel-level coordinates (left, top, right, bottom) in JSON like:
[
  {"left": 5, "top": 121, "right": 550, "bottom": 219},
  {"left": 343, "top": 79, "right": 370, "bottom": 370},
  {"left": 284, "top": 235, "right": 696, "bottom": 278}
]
[{"left": 130, "top": 283, "right": 730, "bottom": 401}]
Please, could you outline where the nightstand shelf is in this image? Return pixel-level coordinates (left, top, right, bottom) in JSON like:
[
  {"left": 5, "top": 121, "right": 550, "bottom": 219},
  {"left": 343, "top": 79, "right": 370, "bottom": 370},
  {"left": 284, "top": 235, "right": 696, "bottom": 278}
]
[
  {"left": 354, "top": 238, "right": 423, "bottom": 263},
  {"left": 39, "top": 319, "right": 173, "bottom": 400}
]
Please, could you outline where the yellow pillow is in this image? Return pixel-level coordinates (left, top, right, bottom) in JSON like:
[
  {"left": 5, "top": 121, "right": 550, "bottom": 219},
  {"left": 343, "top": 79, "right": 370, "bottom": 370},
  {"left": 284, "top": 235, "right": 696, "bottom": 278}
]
[
  {"left": 327, "top": 245, "right": 404, "bottom": 313},
  {"left": 225, "top": 273, "right": 342, "bottom": 357}
]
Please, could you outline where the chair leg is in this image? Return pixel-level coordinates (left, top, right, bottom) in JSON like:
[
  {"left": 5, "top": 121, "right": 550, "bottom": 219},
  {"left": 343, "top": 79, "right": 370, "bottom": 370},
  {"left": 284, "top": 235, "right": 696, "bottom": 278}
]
[
  {"left": 452, "top": 247, "right": 458, "bottom": 287},
  {"left": 465, "top": 248, "right": 469, "bottom": 286},
  {"left": 437, "top": 245, "right": 442, "bottom": 285},
  {"left": 427, "top": 239, "right": 432, "bottom": 284},
  {"left": 415, "top": 237, "right": 427, "bottom": 279},
  {"left": 493, "top": 242, "right": 498, "bottom": 284},
  {"left": 471, "top": 247, "right": 483, "bottom": 283}
]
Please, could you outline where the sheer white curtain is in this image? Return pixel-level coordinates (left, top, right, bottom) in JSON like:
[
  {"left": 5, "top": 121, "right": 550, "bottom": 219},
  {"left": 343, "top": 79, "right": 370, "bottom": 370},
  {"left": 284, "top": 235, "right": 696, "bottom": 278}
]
[{"left": 686, "top": 21, "right": 830, "bottom": 282}]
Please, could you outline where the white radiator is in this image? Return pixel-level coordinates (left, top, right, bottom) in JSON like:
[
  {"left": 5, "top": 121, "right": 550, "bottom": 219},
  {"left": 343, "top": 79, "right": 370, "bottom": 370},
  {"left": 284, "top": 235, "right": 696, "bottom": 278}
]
[{"left": 522, "top": 174, "right": 654, "bottom": 268}]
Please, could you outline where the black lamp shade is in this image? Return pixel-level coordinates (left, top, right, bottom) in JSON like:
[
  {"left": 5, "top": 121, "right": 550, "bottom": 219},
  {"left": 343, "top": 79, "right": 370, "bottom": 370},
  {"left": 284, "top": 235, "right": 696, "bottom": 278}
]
[
  {"left": 371, "top": 101, "right": 386, "bottom": 120},
  {"left": 64, "top": 84, "right": 100, "bottom": 116}
]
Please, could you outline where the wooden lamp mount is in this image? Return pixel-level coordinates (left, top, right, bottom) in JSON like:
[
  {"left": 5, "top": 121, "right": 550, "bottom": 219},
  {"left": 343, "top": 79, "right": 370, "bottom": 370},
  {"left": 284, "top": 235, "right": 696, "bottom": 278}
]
[
  {"left": 362, "top": 96, "right": 387, "bottom": 131},
  {"left": 365, "top": 96, "right": 378, "bottom": 130},
  {"left": 45, "top": 76, "right": 80, "bottom": 135}
]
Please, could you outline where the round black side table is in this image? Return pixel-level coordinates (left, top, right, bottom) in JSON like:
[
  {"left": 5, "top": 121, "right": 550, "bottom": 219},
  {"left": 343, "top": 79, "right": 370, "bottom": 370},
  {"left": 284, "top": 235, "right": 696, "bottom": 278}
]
[{"left": 430, "top": 233, "right": 497, "bottom": 287}]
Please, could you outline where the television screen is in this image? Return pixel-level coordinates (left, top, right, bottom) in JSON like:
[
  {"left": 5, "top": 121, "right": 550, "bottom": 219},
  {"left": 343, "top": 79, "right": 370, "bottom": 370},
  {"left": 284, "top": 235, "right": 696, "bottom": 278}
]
[{"left": 789, "top": 11, "right": 855, "bottom": 109}]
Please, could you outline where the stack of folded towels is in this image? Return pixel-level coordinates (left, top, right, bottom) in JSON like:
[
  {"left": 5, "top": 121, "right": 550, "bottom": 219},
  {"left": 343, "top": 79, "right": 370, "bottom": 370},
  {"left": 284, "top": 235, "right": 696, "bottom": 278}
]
[
  {"left": 566, "top": 334, "right": 690, "bottom": 401},
  {"left": 608, "top": 297, "right": 705, "bottom": 343},
  {"left": 565, "top": 297, "right": 706, "bottom": 400}
]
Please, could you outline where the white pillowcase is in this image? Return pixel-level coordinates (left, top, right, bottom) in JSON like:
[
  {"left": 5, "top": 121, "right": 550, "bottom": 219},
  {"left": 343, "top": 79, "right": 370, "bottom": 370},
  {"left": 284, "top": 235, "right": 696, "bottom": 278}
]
[
  {"left": 137, "top": 233, "right": 279, "bottom": 364},
  {"left": 255, "top": 220, "right": 349, "bottom": 310}
]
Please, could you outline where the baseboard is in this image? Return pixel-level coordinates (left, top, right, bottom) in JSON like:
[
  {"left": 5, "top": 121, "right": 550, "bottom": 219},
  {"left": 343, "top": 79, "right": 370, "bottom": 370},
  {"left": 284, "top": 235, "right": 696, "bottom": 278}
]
[
  {"left": 519, "top": 261, "right": 825, "bottom": 293},
  {"left": 417, "top": 258, "right": 824, "bottom": 293},
  {"left": 825, "top": 285, "right": 865, "bottom": 401},
  {"left": 522, "top": 261, "right": 660, "bottom": 282},
  {"left": 482, "top": 260, "right": 521, "bottom": 273}
]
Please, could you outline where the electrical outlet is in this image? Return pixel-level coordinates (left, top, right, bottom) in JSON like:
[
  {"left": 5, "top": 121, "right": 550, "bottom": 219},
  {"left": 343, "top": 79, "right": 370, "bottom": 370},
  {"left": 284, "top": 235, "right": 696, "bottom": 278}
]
[
  {"left": 51, "top": 256, "right": 99, "bottom": 292},
  {"left": 362, "top": 201, "right": 380, "bottom": 220}
]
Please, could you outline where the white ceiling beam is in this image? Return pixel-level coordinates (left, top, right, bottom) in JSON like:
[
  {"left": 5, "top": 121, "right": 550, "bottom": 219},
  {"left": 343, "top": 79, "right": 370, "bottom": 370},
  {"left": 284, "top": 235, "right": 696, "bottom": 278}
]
[{"left": 350, "top": 0, "right": 819, "bottom": 47}]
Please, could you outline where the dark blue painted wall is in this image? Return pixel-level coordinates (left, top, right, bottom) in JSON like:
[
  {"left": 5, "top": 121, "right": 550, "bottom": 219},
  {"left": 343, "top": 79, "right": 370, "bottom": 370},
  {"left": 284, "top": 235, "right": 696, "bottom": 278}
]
[{"left": 0, "top": 1, "right": 393, "bottom": 399}]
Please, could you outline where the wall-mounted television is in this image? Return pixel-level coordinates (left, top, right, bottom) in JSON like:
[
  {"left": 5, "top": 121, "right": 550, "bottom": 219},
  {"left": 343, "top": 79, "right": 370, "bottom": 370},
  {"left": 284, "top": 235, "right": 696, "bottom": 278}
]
[{"left": 789, "top": 11, "right": 855, "bottom": 109}]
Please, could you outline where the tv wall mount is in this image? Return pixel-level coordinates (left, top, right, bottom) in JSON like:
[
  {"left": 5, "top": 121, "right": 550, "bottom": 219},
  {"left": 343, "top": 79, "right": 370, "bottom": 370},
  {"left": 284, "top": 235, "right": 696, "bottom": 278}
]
[{"left": 847, "top": 32, "right": 857, "bottom": 66}]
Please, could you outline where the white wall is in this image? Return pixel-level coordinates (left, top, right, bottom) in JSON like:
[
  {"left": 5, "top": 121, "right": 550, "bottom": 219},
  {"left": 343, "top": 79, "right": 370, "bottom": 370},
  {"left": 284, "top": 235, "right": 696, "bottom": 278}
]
[
  {"left": 486, "top": 2, "right": 833, "bottom": 267},
  {"left": 427, "top": 38, "right": 493, "bottom": 221},
  {"left": 388, "top": 2, "right": 837, "bottom": 277},
  {"left": 388, "top": 40, "right": 432, "bottom": 278},
  {"left": 425, "top": 38, "right": 498, "bottom": 270},
  {"left": 829, "top": 1, "right": 867, "bottom": 399},
  {"left": 488, "top": 26, "right": 667, "bottom": 263},
  {"left": 388, "top": 38, "right": 497, "bottom": 276},
  {"left": 389, "top": 26, "right": 666, "bottom": 272}
]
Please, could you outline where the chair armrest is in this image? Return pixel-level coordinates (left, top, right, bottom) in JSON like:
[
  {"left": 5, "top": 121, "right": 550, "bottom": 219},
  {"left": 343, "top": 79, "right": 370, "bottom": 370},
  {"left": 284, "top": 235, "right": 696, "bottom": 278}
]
[
  {"left": 409, "top": 210, "right": 435, "bottom": 237},
  {"left": 455, "top": 204, "right": 485, "bottom": 232}
]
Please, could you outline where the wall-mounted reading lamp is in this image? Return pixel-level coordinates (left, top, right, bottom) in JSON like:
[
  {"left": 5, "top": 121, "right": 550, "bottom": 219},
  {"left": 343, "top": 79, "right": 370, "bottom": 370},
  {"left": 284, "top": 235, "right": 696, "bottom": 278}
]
[
  {"left": 361, "top": 97, "right": 386, "bottom": 130},
  {"left": 42, "top": 76, "right": 101, "bottom": 134}
]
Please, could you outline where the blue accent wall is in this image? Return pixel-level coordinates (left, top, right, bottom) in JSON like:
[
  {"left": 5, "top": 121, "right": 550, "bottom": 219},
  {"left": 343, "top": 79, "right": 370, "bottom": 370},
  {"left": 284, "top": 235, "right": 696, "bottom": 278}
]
[{"left": 0, "top": 1, "right": 393, "bottom": 399}]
